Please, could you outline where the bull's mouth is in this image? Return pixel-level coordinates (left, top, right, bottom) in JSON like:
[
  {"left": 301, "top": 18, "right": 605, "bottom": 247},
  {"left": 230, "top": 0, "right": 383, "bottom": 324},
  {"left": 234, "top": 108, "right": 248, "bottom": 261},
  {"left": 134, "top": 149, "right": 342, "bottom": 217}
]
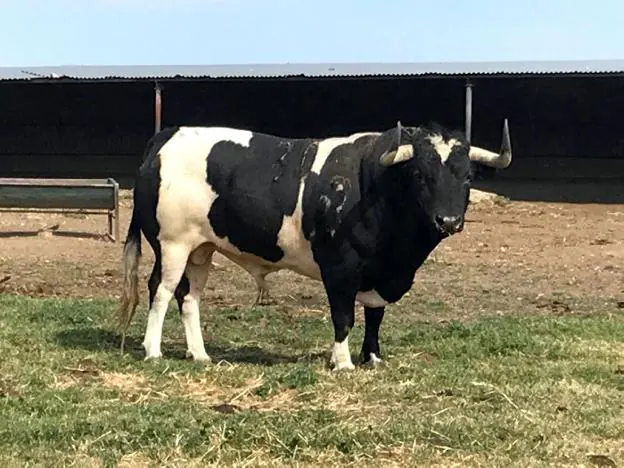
[
  {"left": 435, "top": 227, "right": 452, "bottom": 239},
  {"left": 442, "top": 226, "right": 464, "bottom": 237}
]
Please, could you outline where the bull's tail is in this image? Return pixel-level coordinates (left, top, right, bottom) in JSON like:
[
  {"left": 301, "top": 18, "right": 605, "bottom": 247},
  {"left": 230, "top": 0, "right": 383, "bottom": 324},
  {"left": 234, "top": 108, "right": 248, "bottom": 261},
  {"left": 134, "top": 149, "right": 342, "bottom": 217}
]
[{"left": 118, "top": 196, "right": 142, "bottom": 354}]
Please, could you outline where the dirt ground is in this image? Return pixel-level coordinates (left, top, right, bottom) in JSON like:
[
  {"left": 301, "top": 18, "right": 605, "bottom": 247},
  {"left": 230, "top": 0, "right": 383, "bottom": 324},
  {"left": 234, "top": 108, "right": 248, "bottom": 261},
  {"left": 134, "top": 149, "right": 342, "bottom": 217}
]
[{"left": 1, "top": 186, "right": 623, "bottom": 316}]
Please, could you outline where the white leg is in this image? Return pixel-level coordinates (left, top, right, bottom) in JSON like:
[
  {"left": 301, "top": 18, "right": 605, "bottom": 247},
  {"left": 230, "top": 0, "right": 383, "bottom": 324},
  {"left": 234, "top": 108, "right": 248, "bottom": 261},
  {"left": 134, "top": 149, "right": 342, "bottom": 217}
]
[
  {"left": 180, "top": 262, "right": 211, "bottom": 362},
  {"left": 330, "top": 336, "right": 355, "bottom": 371},
  {"left": 143, "top": 242, "right": 189, "bottom": 360}
]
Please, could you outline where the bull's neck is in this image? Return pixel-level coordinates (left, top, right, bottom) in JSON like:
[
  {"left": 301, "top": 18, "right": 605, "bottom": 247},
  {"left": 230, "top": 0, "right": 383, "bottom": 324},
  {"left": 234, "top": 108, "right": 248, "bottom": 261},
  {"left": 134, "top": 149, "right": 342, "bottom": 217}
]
[{"left": 358, "top": 158, "right": 442, "bottom": 265}]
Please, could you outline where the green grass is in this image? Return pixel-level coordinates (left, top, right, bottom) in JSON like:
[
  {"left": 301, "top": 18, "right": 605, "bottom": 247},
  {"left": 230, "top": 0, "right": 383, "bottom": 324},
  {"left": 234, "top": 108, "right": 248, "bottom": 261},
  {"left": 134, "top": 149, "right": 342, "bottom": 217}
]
[{"left": 0, "top": 294, "right": 623, "bottom": 467}]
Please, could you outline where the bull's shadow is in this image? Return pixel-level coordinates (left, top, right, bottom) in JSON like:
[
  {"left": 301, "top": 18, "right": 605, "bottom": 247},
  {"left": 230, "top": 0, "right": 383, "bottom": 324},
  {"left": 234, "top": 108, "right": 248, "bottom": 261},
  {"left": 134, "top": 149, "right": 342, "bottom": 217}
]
[{"left": 54, "top": 327, "right": 324, "bottom": 366}]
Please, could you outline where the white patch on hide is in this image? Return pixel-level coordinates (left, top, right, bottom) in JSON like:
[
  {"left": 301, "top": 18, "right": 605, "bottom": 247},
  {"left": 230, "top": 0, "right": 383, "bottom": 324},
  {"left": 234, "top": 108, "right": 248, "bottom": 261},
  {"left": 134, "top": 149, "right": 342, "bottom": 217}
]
[
  {"left": 276, "top": 181, "right": 323, "bottom": 280},
  {"left": 426, "top": 134, "right": 461, "bottom": 164}
]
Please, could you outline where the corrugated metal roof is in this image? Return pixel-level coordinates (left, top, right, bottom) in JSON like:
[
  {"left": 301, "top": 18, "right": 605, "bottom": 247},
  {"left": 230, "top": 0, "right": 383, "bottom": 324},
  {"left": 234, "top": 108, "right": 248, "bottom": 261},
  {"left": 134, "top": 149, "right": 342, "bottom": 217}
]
[{"left": 2, "top": 59, "right": 624, "bottom": 81}]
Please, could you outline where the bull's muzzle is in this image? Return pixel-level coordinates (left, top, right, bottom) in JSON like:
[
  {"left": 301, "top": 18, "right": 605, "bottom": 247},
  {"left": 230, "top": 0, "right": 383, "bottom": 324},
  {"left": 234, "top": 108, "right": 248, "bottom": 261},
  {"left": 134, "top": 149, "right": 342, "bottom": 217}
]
[{"left": 435, "top": 215, "right": 464, "bottom": 236}]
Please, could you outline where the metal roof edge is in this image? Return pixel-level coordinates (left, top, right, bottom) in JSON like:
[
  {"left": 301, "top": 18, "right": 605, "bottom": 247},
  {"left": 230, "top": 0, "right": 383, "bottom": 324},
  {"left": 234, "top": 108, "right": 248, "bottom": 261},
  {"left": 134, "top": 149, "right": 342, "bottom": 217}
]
[{"left": 2, "top": 59, "right": 624, "bottom": 81}]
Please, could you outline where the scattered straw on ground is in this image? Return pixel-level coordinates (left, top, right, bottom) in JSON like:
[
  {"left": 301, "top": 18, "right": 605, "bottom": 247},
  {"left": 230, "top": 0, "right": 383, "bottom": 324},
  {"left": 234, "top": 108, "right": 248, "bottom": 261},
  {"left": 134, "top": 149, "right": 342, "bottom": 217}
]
[{"left": 173, "top": 373, "right": 303, "bottom": 412}]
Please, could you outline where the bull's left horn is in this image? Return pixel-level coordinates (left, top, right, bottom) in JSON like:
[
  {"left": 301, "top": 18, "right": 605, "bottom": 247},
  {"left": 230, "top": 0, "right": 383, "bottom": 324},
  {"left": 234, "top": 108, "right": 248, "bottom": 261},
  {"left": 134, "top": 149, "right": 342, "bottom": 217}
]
[
  {"left": 379, "top": 120, "right": 415, "bottom": 166},
  {"left": 468, "top": 118, "right": 512, "bottom": 169}
]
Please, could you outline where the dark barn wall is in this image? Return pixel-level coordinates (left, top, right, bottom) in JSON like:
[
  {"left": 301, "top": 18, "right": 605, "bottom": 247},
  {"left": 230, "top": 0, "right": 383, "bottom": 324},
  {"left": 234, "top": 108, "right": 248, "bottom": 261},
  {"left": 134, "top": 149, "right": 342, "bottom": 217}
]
[
  {"left": 162, "top": 75, "right": 624, "bottom": 183},
  {"left": 469, "top": 75, "right": 624, "bottom": 181},
  {"left": 0, "top": 81, "right": 153, "bottom": 181},
  {"left": 1, "top": 74, "right": 623, "bottom": 201},
  {"left": 0, "top": 77, "right": 467, "bottom": 187},
  {"left": 161, "top": 77, "right": 466, "bottom": 138}
]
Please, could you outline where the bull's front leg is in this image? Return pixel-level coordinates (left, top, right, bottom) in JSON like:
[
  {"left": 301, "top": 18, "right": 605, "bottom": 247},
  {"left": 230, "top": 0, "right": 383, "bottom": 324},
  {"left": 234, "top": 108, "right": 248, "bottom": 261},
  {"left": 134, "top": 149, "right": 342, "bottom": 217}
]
[
  {"left": 324, "top": 283, "right": 357, "bottom": 372},
  {"left": 317, "top": 240, "right": 362, "bottom": 372},
  {"left": 360, "top": 306, "right": 385, "bottom": 367}
]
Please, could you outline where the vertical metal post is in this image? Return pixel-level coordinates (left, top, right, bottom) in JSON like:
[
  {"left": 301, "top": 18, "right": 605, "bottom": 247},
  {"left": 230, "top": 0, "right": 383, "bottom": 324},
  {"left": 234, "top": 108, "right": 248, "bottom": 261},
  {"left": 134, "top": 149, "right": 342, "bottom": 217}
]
[
  {"left": 154, "top": 81, "right": 162, "bottom": 134},
  {"left": 465, "top": 80, "right": 473, "bottom": 143}
]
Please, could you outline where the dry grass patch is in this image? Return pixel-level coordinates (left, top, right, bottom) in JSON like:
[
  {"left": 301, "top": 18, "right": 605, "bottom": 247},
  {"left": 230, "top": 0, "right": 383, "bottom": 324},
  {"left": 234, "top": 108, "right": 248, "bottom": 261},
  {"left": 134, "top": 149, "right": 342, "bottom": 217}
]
[
  {"left": 575, "top": 339, "right": 624, "bottom": 359},
  {"left": 100, "top": 371, "right": 149, "bottom": 393},
  {"left": 117, "top": 452, "right": 153, "bottom": 467},
  {"left": 171, "top": 371, "right": 305, "bottom": 413},
  {"left": 51, "top": 373, "right": 82, "bottom": 390}
]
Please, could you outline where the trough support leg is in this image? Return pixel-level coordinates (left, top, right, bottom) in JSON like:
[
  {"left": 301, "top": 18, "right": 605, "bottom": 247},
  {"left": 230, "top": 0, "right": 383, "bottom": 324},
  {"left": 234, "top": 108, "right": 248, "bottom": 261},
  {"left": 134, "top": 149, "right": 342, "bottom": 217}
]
[
  {"left": 114, "top": 191, "right": 120, "bottom": 242},
  {"left": 108, "top": 210, "right": 114, "bottom": 242},
  {"left": 107, "top": 178, "right": 120, "bottom": 243}
]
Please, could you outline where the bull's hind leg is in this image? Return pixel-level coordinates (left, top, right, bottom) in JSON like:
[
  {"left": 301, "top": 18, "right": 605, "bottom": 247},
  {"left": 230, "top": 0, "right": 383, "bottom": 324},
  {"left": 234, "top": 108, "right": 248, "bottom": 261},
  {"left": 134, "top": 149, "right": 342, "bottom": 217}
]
[
  {"left": 252, "top": 271, "right": 275, "bottom": 307},
  {"left": 143, "top": 242, "right": 190, "bottom": 360},
  {"left": 174, "top": 244, "right": 214, "bottom": 362}
]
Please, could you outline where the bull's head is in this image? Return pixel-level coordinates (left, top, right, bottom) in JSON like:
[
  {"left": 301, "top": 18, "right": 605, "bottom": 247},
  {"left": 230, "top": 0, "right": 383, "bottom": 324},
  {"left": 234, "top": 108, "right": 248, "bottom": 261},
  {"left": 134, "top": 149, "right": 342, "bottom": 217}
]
[{"left": 378, "top": 119, "right": 512, "bottom": 238}]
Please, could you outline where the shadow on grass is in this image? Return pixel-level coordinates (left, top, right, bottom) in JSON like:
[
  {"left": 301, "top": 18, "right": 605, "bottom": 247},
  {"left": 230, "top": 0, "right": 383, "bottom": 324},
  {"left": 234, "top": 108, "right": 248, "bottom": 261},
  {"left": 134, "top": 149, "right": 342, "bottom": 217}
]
[{"left": 54, "top": 326, "right": 326, "bottom": 366}]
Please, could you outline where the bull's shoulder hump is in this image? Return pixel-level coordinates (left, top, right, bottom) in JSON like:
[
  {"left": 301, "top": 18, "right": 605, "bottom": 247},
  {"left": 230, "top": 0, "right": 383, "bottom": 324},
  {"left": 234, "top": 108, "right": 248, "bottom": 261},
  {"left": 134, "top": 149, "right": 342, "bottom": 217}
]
[{"left": 310, "top": 131, "right": 381, "bottom": 174}]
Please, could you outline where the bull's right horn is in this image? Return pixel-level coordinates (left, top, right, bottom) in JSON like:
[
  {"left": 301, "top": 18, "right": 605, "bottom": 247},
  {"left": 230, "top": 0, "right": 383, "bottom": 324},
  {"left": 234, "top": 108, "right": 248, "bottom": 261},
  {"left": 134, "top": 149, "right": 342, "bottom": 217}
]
[{"left": 468, "top": 118, "right": 512, "bottom": 169}]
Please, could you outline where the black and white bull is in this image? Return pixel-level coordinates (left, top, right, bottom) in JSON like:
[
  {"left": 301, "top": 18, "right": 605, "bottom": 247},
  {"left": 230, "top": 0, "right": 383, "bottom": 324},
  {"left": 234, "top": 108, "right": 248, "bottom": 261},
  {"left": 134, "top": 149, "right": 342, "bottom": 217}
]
[{"left": 118, "top": 120, "right": 512, "bottom": 370}]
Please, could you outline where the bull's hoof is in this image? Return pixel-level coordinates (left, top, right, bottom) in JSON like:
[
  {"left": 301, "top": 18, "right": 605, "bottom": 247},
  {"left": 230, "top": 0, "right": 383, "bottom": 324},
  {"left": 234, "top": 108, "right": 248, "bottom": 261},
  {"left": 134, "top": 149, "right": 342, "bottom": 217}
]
[
  {"left": 252, "top": 293, "right": 276, "bottom": 307},
  {"left": 360, "top": 353, "right": 385, "bottom": 368},
  {"left": 143, "top": 343, "right": 163, "bottom": 361},
  {"left": 143, "top": 353, "right": 162, "bottom": 361},
  {"left": 258, "top": 297, "right": 277, "bottom": 306},
  {"left": 331, "top": 362, "right": 356, "bottom": 372},
  {"left": 186, "top": 349, "right": 212, "bottom": 363}
]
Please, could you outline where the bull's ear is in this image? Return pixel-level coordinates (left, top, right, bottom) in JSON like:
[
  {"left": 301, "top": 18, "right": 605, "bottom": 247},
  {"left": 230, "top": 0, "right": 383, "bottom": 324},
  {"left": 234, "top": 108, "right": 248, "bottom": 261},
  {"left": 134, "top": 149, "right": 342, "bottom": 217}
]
[{"left": 379, "top": 144, "right": 414, "bottom": 166}]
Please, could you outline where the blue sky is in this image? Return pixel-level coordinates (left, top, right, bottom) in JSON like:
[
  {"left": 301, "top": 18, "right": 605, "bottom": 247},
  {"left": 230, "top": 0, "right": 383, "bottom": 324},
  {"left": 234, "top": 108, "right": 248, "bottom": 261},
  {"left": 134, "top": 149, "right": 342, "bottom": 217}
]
[{"left": 1, "top": 0, "right": 623, "bottom": 66}]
